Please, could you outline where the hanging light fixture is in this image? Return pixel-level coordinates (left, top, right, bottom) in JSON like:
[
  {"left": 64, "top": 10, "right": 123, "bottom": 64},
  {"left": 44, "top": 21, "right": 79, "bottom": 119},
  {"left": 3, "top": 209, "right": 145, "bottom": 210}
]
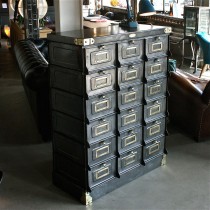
[
  {"left": 9, "top": 0, "right": 16, "bottom": 11},
  {"left": 139, "top": 0, "right": 156, "bottom": 16},
  {"left": 18, "top": 0, "right": 48, "bottom": 19}
]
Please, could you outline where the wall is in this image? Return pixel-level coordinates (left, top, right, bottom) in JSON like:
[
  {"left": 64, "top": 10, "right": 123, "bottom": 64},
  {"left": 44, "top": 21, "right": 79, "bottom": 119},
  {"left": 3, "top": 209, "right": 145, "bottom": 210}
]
[{"left": 54, "top": 0, "right": 83, "bottom": 32}]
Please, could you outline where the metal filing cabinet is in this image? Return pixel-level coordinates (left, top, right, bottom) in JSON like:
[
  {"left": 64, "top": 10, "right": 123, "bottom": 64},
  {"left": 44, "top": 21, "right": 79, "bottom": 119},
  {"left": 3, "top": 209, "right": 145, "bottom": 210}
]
[{"left": 48, "top": 24, "right": 171, "bottom": 205}]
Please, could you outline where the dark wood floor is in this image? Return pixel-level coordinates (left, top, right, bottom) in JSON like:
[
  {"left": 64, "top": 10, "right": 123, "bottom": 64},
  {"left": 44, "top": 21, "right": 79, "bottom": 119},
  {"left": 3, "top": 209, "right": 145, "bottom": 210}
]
[{"left": 0, "top": 39, "right": 20, "bottom": 79}]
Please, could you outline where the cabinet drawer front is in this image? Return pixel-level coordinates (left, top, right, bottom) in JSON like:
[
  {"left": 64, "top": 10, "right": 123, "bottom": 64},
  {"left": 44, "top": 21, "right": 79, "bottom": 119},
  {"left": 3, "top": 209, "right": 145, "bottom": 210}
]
[
  {"left": 86, "top": 44, "right": 116, "bottom": 72},
  {"left": 87, "top": 115, "right": 116, "bottom": 143},
  {"left": 49, "top": 42, "right": 84, "bottom": 71},
  {"left": 118, "top": 106, "right": 142, "bottom": 132},
  {"left": 145, "top": 35, "right": 168, "bottom": 58},
  {"left": 143, "top": 136, "right": 165, "bottom": 161},
  {"left": 53, "top": 132, "right": 85, "bottom": 165},
  {"left": 88, "top": 158, "right": 116, "bottom": 188},
  {"left": 53, "top": 112, "right": 85, "bottom": 143},
  {"left": 118, "top": 126, "right": 142, "bottom": 153},
  {"left": 118, "top": 84, "right": 143, "bottom": 110},
  {"left": 51, "top": 89, "right": 84, "bottom": 119},
  {"left": 88, "top": 137, "right": 116, "bottom": 165},
  {"left": 118, "top": 39, "right": 144, "bottom": 65},
  {"left": 86, "top": 92, "right": 116, "bottom": 121},
  {"left": 144, "top": 78, "right": 167, "bottom": 101},
  {"left": 86, "top": 68, "right": 116, "bottom": 97},
  {"left": 145, "top": 57, "right": 167, "bottom": 80},
  {"left": 118, "top": 147, "right": 142, "bottom": 173},
  {"left": 50, "top": 65, "right": 84, "bottom": 96},
  {"left": 144, "top": 118, "right": 166, "bottom": 142},
  {"left": 144, "top": 97, "right": 166, "bottom": 123},
  {"left": 118, "top": 63, "right": 143, "bottom": 87}
]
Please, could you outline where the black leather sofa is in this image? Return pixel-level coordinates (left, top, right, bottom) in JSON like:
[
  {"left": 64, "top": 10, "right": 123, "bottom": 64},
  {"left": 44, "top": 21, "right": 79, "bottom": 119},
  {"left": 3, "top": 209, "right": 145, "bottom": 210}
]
[{"left": 14, "top": 39, "right": 50, "bottom": 141}]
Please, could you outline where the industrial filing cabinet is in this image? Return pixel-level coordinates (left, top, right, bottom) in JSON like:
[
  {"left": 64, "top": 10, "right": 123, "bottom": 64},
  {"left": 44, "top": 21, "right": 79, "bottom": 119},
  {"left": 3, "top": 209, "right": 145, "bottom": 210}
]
[{"left": 48, "top": 24, "right": 171, "bottom": 205}]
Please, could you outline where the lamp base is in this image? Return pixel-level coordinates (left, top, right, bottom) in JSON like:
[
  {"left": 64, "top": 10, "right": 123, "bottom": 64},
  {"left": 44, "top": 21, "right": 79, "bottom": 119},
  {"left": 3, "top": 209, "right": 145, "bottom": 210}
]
[{"left": 119, "top": 20, "right": 138, "bottom": 28}]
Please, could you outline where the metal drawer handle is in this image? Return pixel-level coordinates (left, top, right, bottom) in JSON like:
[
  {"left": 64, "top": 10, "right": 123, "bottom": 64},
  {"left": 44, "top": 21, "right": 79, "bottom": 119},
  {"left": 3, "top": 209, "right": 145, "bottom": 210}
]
[
  {"left": 156, "top": 37, "right": 161, "bottom": 41},
  {"left": 129, "top": 87, "right": 134, "bottom": 91},
  {"left": 99, "top": 45, "right": 105, "bottom": 50},
  {"left": 129, "top": 65, "right": 135, "bottom": 69},
  {"left": 128, "top": 130, "right": 134, "bottom": 134},
  {"left": 99, "top": 70, "right": 105, "bottom": 75},
  {"left": 155, "top": 58, "right": 160, "bottom": 63},
  {"left": 99, "top": 95, "right": 106, "bottom": 99},
  {"left": 155, "top": 101, "right": 159, "bottom": 104},
  {"left": 129, "top": 109, "right": 134, "bottom": 113},
  {"left": 155, "top": 80, "right": 160, "bottom": 84},
  {"left": 154, "top": 121, "right": 160, "bottom": 124},
  {"left": 129, "top": 40, "right": 135, "bottom": 44},
  {"left": 100, "top": 118, "right": 106, "bottom": 122}
]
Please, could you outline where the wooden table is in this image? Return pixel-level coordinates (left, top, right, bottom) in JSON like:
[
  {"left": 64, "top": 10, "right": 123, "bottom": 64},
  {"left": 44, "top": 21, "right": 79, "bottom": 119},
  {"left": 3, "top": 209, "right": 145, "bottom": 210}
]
[{"left": 10, "top": 20, "right": 52, "bottom": 48}]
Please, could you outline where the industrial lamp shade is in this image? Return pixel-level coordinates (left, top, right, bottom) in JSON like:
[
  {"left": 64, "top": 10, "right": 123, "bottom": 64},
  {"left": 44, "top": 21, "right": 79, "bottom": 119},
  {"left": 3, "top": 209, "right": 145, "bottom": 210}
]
[
  {"left": 139, "top": 0, "right": 156, "bottom": 16},
  {"left": 18, "top": 0, "right": 48, "bottom": 19}
]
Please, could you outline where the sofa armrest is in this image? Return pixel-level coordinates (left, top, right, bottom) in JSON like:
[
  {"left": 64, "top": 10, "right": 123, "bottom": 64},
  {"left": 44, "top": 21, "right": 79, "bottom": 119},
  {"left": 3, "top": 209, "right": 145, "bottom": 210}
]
[
  {"left": 14, "top": 39, "right": 49, "bottom": 91},
  {"left": 202, "top": 81, "right": 210, "bottom": 104},
  {"left": 169, "top": 71, "right": 203, "bottom": 100}
]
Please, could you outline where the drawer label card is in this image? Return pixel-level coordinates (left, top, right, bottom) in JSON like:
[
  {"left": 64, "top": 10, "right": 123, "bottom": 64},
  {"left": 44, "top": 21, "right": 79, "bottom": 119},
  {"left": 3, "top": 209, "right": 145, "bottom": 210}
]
[
  {"left": 148, "top": 124, "right": 161, "bottom": 136},
  {"left": 94, "top": 165, "right": 110, "bottom": 181},
  {"left": 148, "top": 84, "right": 161, "bottom": 96},
  {"left": 122, "top": 152, "right": 137, "bottom": 167},
  {"left": 91, "top": 50, "right": 111, "bottom": 65},
  {"left": 93, "top": 122, "right": 110, "bottom": 137},
  {"left": 122, "top": 113, "right": 137, "bottom": 126},
  {"left": 150, "top": 64, "right": 162, "bottom": 74},
  {"left": 148, "top": 141, "right": 160, "bottom": 155},
  {"left": 94, "top": 99, "right": 110, "bottom": 113},
  {"left": 122, "top": 69, "right": 138, "bottom": 82},
  {"left": 122, "top": 134, "right": 137, "bottom": 148},
  {"left": 152, "top": 42, "right": 162, "bottom": 52},
  {"left": 122, "top": 91, "right": 137, "bottom": 104},
  {"left": 149, "top": 104, "right": 161, "bottom": 116},
  {"left": 91, "top": 74, "right": 112, "bottom": 90},
  {"left": 94, "top": 145, "right": 110, "bottom": 159}
]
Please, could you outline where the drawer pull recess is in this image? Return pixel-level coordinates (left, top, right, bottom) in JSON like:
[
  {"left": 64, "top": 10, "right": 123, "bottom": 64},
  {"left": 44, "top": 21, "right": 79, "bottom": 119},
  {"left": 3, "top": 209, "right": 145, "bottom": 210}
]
[
  {"left": 91, "top": 74, "right": 112, "bottom": 90},
  {"left": 150, "top": 64, "right": 162, "bottom": 74},
  {"left": 123, "top": 69, "right": 138, "bottom": 82},
  {"left": 94, "top": 99, "right": 110, "bottom": 113},
  {"left": 148, "top": 124, "right": 161, "bottom": 136},
  {"left": 122, "top": 152, "right": 137, "bottom": 167},
  {"left": 123, "top": 133, "right": 137, "bottom": 147},
  {"left": 94, "top": 165, "right": 110, "bottom": 180},
  {"left": 123, "top": 113, "right": 137, "bottom": 126},
  {"left": 123, "top": 91, "right": 137, "bottom": 104},
  {"left": 148, "top": 141, "right": 160, "bottom": 155},
  {"left": 148, "top": 84, "right": 161, "bottom": 96},
  {"left": 91, "top": 50, "right": 111, "bottom": 65},
  {"left": 93, "top": 122, "right": 110, "bottom": 137},
  {"left": 152, "top": 42, "right": 163, "bottom": 52},
  {"left": 95, "top": 145, "right": 110, "bottom": 159},
  {"left": 149, "top": 104, "right": 161, "bottom": 116}
]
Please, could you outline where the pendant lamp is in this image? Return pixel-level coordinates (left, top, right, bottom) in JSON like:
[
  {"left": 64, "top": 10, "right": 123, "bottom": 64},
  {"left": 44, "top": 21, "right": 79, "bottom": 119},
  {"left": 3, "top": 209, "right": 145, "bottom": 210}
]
[
  {"left": 139, "top": 0, "right": 156, "bottom": 16},
  {"left": 18, "top": 0, "right": 48, "bottom": 19}
]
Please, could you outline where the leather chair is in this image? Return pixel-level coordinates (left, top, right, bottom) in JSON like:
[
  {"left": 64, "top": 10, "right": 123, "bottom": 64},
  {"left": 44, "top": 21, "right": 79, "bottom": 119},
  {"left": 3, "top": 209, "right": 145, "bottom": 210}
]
[
  {"left": 196, "top": 32, "right": 210, "bottom": 78},
  {"left": 168, "top": 69, "right": 210, "bottom": 142}
]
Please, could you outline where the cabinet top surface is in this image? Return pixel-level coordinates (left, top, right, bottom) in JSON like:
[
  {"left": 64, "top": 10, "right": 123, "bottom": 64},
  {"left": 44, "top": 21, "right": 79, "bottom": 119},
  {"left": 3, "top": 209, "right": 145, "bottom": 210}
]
[{"left": 48, "top": 24, "right": 171, "bottom": 46}]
